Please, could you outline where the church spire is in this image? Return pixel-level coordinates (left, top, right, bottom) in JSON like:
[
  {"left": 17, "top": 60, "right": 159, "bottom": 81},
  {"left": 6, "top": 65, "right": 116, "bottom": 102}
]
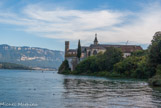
[{"left": 94, "top": 33, "right": 98, "bottom": 45}]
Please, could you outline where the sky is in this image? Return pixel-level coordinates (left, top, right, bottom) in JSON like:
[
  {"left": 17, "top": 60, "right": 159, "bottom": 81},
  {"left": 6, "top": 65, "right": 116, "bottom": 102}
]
[{"left": 0, "top": 0, "right": 161, "bottom": 51}]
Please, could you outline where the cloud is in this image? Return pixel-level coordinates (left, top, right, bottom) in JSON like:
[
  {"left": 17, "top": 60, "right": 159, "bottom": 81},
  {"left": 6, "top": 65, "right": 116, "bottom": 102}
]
[{"left": 0, "top": 2, "right": 161, "bottom": 46}]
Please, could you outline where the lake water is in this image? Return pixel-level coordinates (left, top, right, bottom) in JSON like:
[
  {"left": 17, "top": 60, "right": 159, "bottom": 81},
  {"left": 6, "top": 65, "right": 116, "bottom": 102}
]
[{"left": 0, "top": 70, "right": 161, "bottom": 108}]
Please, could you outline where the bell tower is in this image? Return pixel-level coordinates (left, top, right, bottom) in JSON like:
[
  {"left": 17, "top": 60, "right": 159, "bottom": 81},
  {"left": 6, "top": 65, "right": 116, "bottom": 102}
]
[
  {"left": 65, "top": 41, "right": 69, "bottom": 55},
  {"left": 94, "top": 33, "right": 98, "bottom": 45}
]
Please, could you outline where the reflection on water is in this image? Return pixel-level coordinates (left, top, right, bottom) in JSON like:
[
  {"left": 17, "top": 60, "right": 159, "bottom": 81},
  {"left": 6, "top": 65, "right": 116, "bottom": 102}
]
[
  {"left": 63, "top": 78, "right": 161, "bottom": 108},
  {"left": 0, "top": 70, "right": 160, "bottom": 108}
]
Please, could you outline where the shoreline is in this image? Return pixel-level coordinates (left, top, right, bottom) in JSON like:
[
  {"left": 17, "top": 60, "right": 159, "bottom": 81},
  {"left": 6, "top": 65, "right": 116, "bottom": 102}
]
[
  {"left": 0, "top": 68, "right": 57, "bottom": 71},
  {"left": 58, "top": 72, "right": 148, "bottom": 81},
  {"left": 59, "top": 71, "right": 161, "bottom": 87}
]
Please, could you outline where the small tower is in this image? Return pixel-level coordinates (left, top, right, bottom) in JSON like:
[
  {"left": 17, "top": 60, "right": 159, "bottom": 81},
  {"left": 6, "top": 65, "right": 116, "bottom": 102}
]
[
  {"left": 94, "top": 33, "right": 98, "bottom": 45},
  {"left": 65, "top": 41, "right": 69, "bottom": 55}
]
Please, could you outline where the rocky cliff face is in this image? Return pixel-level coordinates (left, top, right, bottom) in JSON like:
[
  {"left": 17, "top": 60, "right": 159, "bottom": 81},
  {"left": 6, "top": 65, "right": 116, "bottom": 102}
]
[{"left": 0, "top": 44, "right": 64, "bottom": 69}]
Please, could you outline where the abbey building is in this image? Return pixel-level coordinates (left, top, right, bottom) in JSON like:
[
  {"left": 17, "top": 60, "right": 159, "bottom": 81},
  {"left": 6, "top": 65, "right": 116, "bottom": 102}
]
[{"left": 65, "top": 34, "right": 142, "bottom": 71}]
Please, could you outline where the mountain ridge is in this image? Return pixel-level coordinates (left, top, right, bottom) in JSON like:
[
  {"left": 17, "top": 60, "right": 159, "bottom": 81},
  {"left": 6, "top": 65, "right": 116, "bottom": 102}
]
[{"left": 0, "top": 44, "right": 64, "bottom": 69}]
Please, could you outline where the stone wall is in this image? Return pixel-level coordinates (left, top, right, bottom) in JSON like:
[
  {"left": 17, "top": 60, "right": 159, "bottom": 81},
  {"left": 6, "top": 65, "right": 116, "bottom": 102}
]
[{"left": 66, "top": 57, "right": 78, "bottom": 71}]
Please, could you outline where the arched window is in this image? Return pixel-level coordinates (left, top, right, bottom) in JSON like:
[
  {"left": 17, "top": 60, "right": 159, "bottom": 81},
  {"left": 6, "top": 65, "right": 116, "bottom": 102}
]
[
  {"left": 88, "top": 51, "right": 91, "bottom": 56},
  {"left": 93, "top": 50, "right": 97, "bottom": 55},
  {"left": 84, "top": 48, "right": 87, "bottom": 53}
]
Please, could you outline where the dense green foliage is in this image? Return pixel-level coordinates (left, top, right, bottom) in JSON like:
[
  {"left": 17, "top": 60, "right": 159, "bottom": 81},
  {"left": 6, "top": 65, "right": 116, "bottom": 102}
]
[
  {"left": 131, "top": 50, "right": 147, "bottom": 57},
  {"left": 73, "top": 48, "right": 151, "bottom": 79},
  {"left": 58, "top": 60, "right": 70, "bottom": 74},
  {"left": 149, "top": 75, "right": 161, "bottom": 86},
  {"left": 73, "top": 56, "right": 97, "bottom": 74},
  {"left": 148, "top": 32, "right": 161, "bottom": 74},
  {"left": 73, "top": 47, "right": 123, "bottom": 75},
  {"left": 77, "top": 40, "right": 81, "bottom": 60},
  {"left": 114, "top": 55, "right": 152, "bottom": 79},
  {"left": 148, "top": 32, "right": 161, "bottom": 86},
  {"left": 0, "top": 62, "right": 32, "bottom": 70}
]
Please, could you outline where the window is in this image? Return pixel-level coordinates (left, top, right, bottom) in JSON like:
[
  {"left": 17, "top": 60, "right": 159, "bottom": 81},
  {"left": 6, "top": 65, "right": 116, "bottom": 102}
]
[
  {"left": 88, "top": 51, "right": 91, "bottom": 56},
  {"left": 93, "top": 50, "right": 97, "bottom": 55}
]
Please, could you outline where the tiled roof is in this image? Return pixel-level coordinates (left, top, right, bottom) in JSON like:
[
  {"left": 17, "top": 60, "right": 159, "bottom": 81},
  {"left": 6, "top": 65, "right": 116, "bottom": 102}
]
[
  {"left": 119, "top": 45, "right": 142, "bottom": 53},
  {"left": 90, "top": 44, "right": 106, "bottom": 49},
  {"left": 90, "top": 44, "right": 142, "bottom": 53}
]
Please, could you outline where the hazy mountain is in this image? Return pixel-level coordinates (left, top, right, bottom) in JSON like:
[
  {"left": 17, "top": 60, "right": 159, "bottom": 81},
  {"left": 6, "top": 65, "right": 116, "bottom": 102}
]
[{"left": 0, "top": 44, "right": 64, "bottom": 69}]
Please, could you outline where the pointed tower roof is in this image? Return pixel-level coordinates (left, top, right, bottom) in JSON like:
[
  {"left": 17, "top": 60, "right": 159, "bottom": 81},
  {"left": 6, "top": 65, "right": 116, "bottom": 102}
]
[{"left": 94, "top": 33, "right": 98, "bottom": 42}]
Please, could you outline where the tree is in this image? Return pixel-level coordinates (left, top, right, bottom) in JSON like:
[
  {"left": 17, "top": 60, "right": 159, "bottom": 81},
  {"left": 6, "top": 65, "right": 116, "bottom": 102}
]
[
  {"left": 74, "top": 56, "right": 97, "bottom": 74},
  {"left": 77, "top": 40, "right": 81, "bottom": 60},
  {"left": 148, "top": 31, "right": 161, "bottom": 76},
  {"left": 114, "top": 56, "right": 150, "bottom": 78},
  {"left": 97, "top": 47, "right": 123, "bottom": 72},
  {"left": 131, "top": 50, "right": 147, "bottom": 57},
  {"left": 58, "top": 60, "right": 70, "bottom": 74},
  {"left": 147, "top": 32, "right": 161, "bottom": 86}
]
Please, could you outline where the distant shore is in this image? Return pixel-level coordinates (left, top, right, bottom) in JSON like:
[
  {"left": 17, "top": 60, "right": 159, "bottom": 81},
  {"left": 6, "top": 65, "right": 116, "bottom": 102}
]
[
  {"left": 32, "top": 67, "right": 57, "bottom": 71},
  {"left": 0, "top": 62, "right": 57, "bottom": 71}
]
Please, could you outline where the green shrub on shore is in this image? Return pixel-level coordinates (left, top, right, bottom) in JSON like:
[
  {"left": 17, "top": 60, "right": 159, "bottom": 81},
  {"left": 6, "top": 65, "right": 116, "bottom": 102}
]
[
  {"left": 149, "top": 65, "right": 161, "bottom": 87},
  {"left": 114, "top": 56, "right": 152, "bottom": 79},
  {"left": 156, "top": 65, "right": 161, "bottom": 75},
  {"left": 74, "top": 56, "right": 98, "bottom": 74},
  {"left": 58, "top": 60, "right": 71, "bottom": 74},
  {"left": 149, "top": 75, "right": 161, "bottom": 86}
]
